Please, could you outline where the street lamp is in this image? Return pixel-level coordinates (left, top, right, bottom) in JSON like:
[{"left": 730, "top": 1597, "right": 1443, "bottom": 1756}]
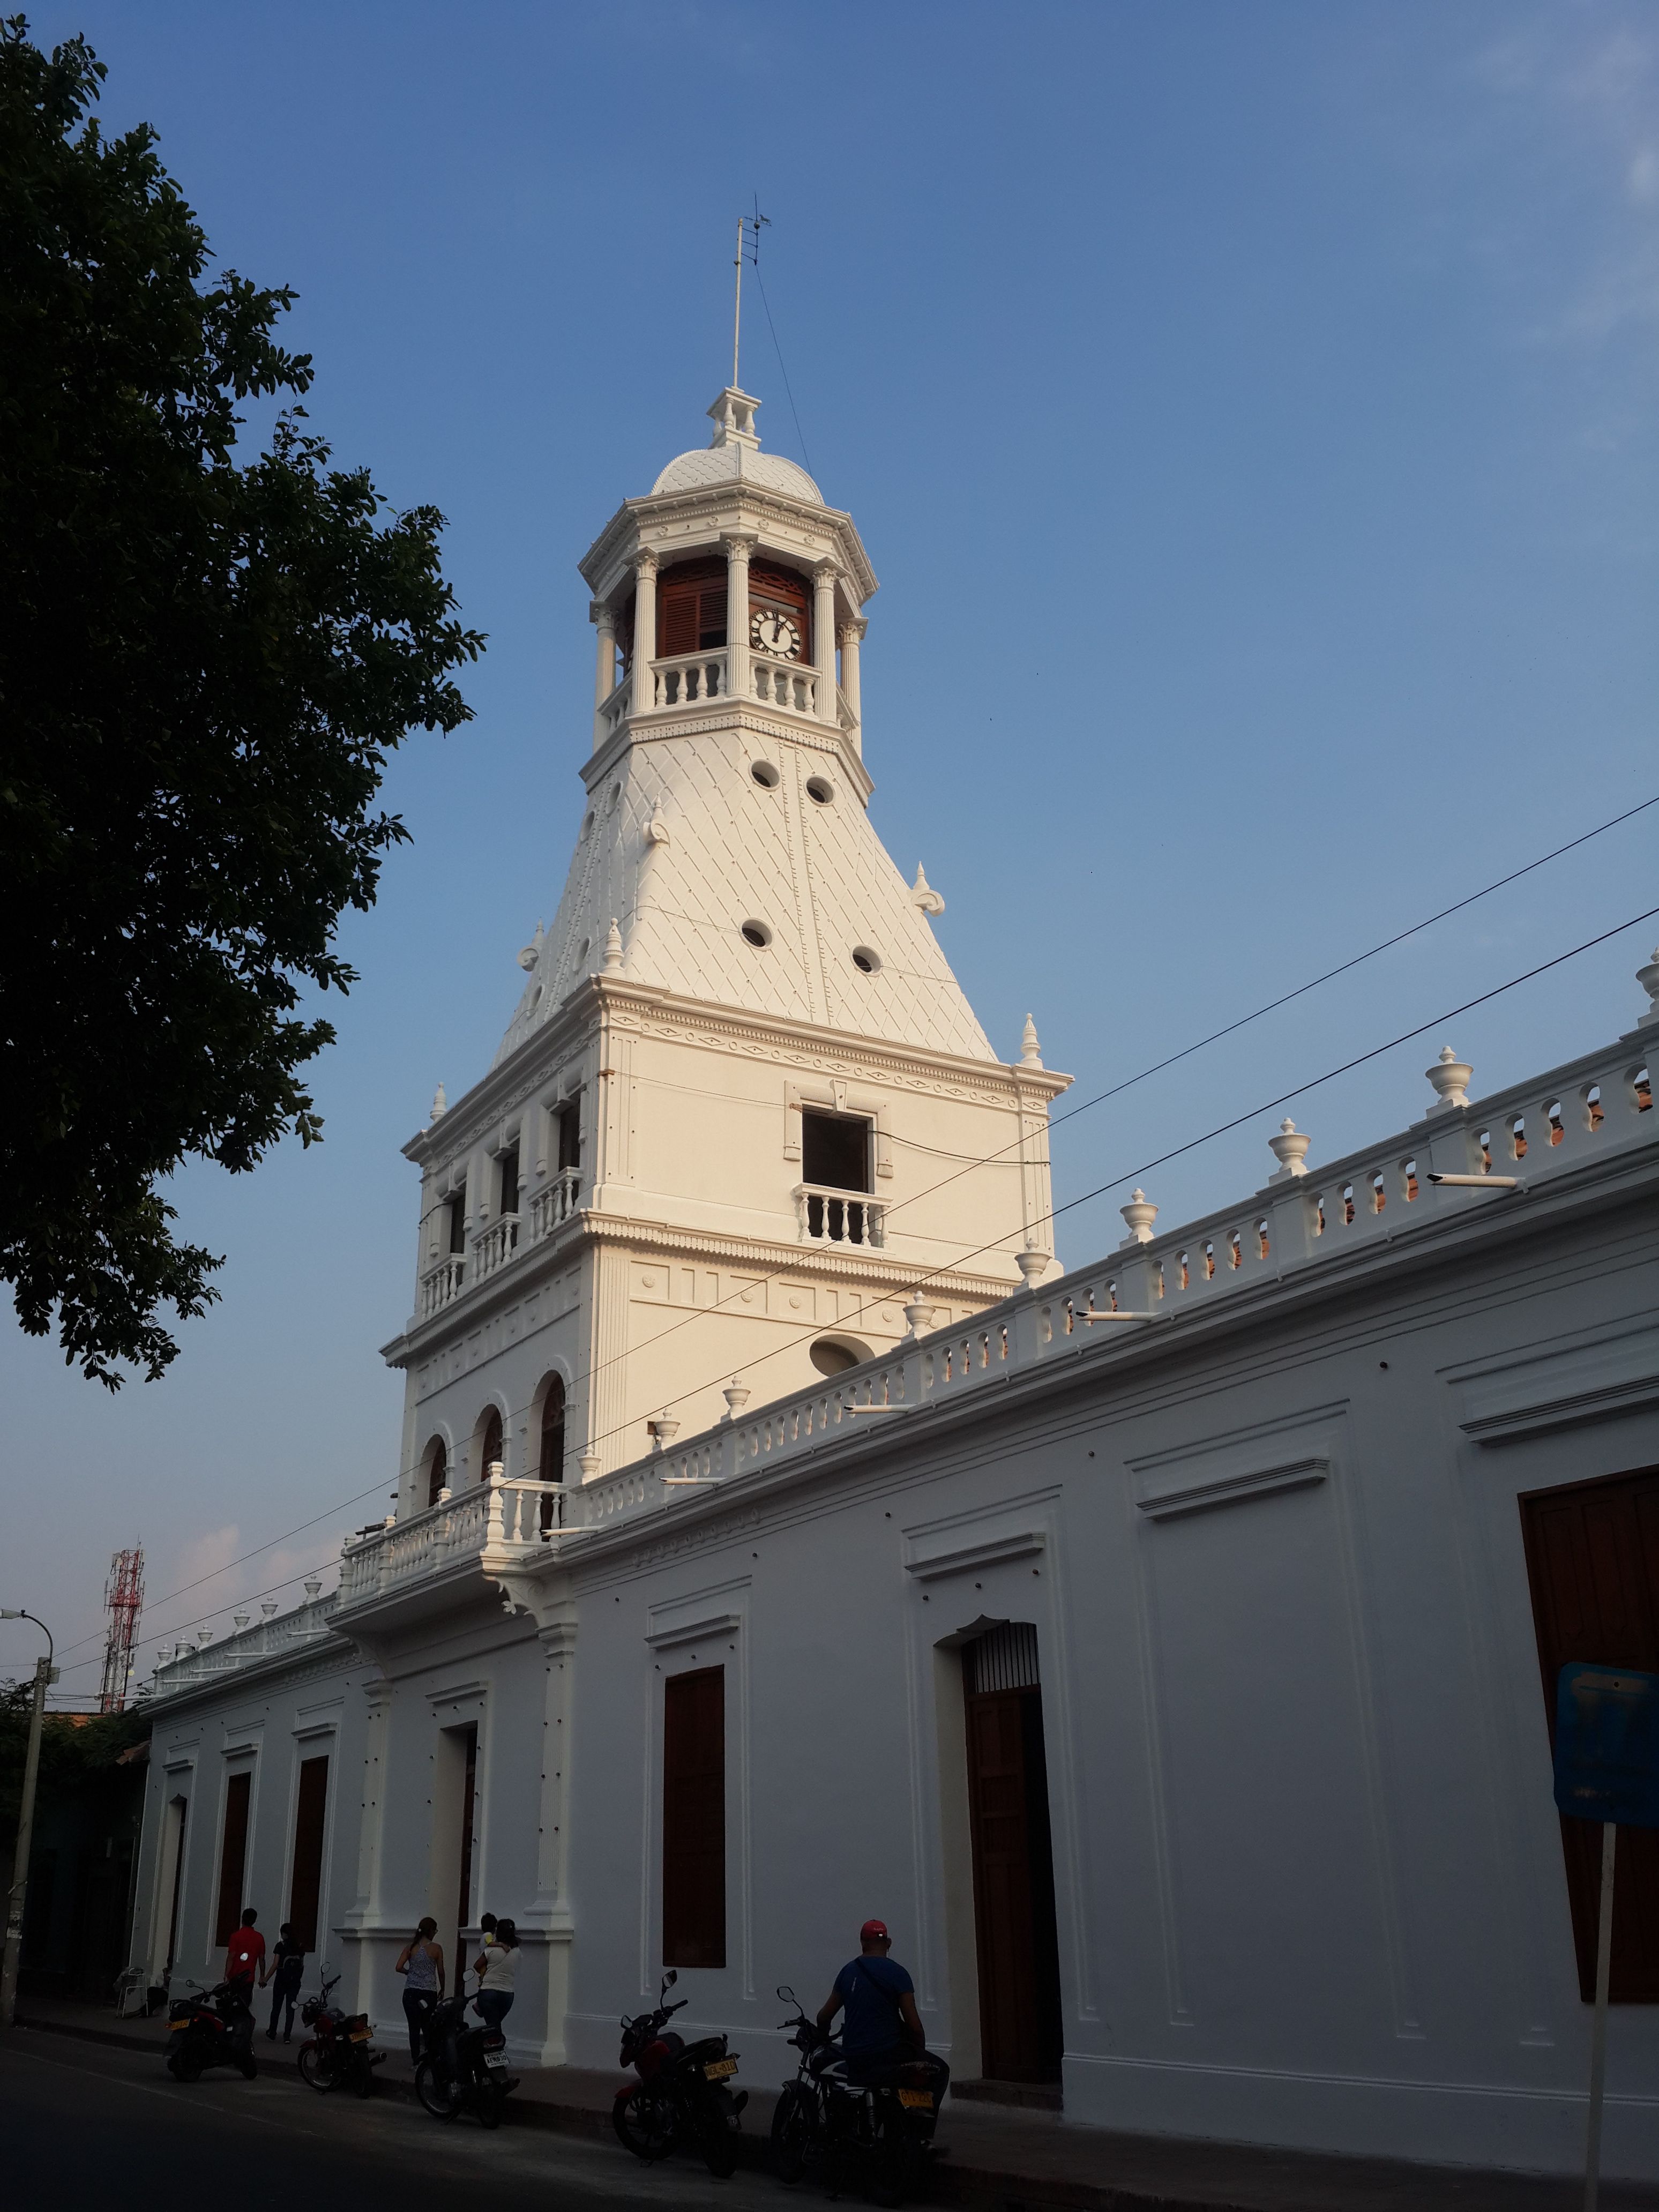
[{"left": 0, "top": 1610, "right": 56, "bottom": 2028}]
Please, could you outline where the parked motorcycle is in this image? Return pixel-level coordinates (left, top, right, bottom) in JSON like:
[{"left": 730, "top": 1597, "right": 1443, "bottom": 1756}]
[
  {"left": 163, "top": 1980, "right": 258, "bottom": 2082},
  {"left": 296, "top": 1969, "right": 385, "bottom": 2097},
  {"left": 612, "top": 1969, "right": 747, "bottom": 2178},
  {"left": 769, "top": 1985, "right": 947, "bottom": 2209},
  {"left": 413, "top": 1992, "right": 519, "bottom": 2128}
]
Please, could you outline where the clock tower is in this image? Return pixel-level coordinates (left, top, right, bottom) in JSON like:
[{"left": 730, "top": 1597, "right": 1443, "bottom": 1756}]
[{"left": 383, "top": 388, "right": 1069, "bottom": 1500}]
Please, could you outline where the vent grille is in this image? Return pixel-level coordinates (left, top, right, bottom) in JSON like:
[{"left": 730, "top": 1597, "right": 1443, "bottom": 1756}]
[{"left": 965, "top": 1621, "right": 1040, "bottom": 1695}]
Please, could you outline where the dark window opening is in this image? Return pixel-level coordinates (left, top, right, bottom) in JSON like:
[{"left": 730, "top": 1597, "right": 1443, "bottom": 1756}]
[
  {"left": 497, "top": 1144, "right": 520, "bottom": 1219},
  {"left": 556, "top": 1100, "right": 581, "bottom": 1175},
  {"left": 287, "top": 1756, "right": 328, "bottom": 1953},
  {"left": 454, "top": 1724, "right": 478, "bottom": 1966},
  {"left": 213, "top": 1770, "right": 252, "bottom": 1947},
  {"left": 663, "top": 1667, "right": 726, "bottom": 1968},
  {"left": 425, "top": 1439, "right": 449, "bottom": 1509},
  {"left": 803, "top": 1110, "right": 870, "bottom": 1194},
  {"left": 658, "top": 557, "right": 729, "bottom": 657},
  {"left": 539, "top": 1378, "right": 565, "bottom": 1533},
  {"left": 479, "top": 1406, "right": 503, "bottom": 1482},
  {"left": 1520, "top": 1464, "right": 1659, "bottom": 2001},
  {"left": 447, "top": 1193, "right": 467, "bottom": 1254}
]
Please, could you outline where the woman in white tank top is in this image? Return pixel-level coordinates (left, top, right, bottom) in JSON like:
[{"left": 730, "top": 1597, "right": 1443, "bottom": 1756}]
[
  {"left": 394, "top": 1917, "right": 445, "bottom": 2062},
  {"left": 472, "top": 1915, "right": 519, "bottom": 2032}
]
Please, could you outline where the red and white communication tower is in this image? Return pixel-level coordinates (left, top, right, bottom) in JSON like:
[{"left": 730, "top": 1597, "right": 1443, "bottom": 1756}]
[{"left": 99, "top": 1546, "right": 144, "bottom": 1713}]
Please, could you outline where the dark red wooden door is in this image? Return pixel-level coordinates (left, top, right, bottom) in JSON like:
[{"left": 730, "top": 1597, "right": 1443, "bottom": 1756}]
[
  {"left": 214, "top": 1771, "right": 251, "bottom": 1945},
  {"left": 965, "top": 1683, "right": 1063, "bottom": 2081},
  {"left": 663, "top": 1667, "right": 726, "bottom": 1968},
  {"left": 287, "top": 1755, "right": 329, "bottom": 1952},
  {"left": 1520, "top": 1464, "right": 1659, "bottom": 1999}
]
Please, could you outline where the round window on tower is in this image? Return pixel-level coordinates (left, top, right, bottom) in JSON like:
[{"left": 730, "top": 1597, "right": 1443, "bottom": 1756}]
[
  {"left": 750, "top": 760, "right": 781, "bottom": 789},
  {"left": 850, "top": 946, "right": 881, "bottom": 975},
  {"left": 741, "top": 920, "right": 773, "bottom": 950},
  {"left": 805, "top": 776, "right": 834, "bottom": 806}
]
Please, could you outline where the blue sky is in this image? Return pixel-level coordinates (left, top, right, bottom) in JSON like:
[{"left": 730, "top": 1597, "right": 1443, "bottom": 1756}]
[{"left": 6, "top": 0, "right": 1657, "bottom": 1700}]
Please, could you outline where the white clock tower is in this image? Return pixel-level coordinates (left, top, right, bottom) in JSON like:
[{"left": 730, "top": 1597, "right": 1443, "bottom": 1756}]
[{"left": 382, "top": 388, "right": 1069, "bottom": 1503}]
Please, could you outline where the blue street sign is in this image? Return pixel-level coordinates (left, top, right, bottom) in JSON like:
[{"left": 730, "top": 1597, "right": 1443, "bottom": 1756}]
[{"left": 1553, "top": 1663, "right": 1659, "bottom": 1829}]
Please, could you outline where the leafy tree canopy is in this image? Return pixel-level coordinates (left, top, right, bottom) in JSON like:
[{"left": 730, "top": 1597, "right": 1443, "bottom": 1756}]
[
  {"left": 0, "top": 1679, "right": 149, "bottom": 1835},
  {"left": 0, "top": 18, "right": 483, "bottom": 1384}
]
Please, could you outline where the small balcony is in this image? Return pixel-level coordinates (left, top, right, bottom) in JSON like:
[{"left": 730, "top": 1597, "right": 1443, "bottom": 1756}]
[
  {"left": 653, "top": 648, "right": 726, "bottom": 707},
  {"left": 419, "top": 1254, "right": 466, "bottom": 1318},
  {"left": 751, "top": 657, "right": 818, "bottom": 716},
  {"left": 471, "top": 1213, "right": 519, "bottom": 1280},
  {"left": 795, "top": 1184, "right": 884, "bottom": 1249},
  {"left": 529, "top": 1166, "right": 582, "bottom": 1242}
]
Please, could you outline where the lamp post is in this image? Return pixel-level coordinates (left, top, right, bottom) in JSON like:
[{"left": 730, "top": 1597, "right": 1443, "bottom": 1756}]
[{"left": 1, "top": 1609, "right": 55, "bottom": 2028}]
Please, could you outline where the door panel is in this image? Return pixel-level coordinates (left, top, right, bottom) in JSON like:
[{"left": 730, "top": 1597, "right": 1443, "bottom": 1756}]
[{"left": 964, "top": 1680, "right": 1063, "bottom": 2081}]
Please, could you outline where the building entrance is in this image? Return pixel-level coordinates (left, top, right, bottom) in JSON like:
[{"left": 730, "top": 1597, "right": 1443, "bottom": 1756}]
[{"left": 962, "top": 1623, "right": 1063, "bottom": 2084}]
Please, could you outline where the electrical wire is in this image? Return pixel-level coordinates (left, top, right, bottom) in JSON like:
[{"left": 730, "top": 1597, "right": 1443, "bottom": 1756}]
[
  {"left": 753, "top": 265, "right": 813, "bottom": 479},
  {"left": 35, "top": 802, "right": 1656, "bottom": 1671}
]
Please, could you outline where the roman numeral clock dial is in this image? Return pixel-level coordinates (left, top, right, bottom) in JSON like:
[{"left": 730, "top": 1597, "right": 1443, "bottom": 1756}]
[{"left": 751, "top": 607, "right": 801, "bottom": 660}]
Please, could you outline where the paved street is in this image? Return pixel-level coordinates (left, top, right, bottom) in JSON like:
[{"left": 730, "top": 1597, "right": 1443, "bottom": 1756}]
[{"left": 0, "top": 2031, "right": 774, "bottom": 2212}]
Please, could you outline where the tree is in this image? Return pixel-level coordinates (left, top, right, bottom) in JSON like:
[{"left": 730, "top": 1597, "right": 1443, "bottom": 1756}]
[{"left": 0, "top": 19, "right": 483, "bottom": 1385}]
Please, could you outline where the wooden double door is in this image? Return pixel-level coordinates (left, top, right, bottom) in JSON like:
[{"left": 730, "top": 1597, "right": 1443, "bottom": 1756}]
[{"left": 963, "top": 1626, "right": 1064, "bottom": 2083}]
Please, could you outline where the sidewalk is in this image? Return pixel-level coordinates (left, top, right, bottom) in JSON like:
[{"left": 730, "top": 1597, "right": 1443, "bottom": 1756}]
[{"left": 13, "top": 1996, "right": 1659, "bottom": 2212}]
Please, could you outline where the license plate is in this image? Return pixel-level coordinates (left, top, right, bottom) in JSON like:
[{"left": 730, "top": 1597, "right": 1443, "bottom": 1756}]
[
  {"left": 704, "top": 2056, "right": 738, "bottom": 2081},
  {"left": 898, "top": 2089, "right": 933, "bottom": 2111},
  {"left": 350, "top": 2030, "right": 371, "bottom": 2043},
  {"left": 484, "top": 2050, "right": 507, "bottom": 2068}
]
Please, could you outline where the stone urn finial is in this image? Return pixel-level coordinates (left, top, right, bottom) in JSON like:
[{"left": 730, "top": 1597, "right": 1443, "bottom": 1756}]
[
  {"left": 1638, "top": 948, "right": 1659, "bottom": 1029},
  {"left": 233, "top": 1613, "right": 249, "bottom": 1631},
  {"left": 578, "top": 1452, "right": 601, "bottom": 1480},
  {"left": 601, "top": 918, "right": 625, "bottom": 974},
  {"left": 1020, "top": 1015, "right": 1044, "bottom": 1068},
  {"left": 648, "top": 1411, "right": 679, "bottom": 1452},
  {"left": 260, "top": 1601, "right": 278, "bottom": 1619},
  {"left": 1016, "top": 1243, "right": 1050, "bottom": 1287},
  {"left": 1119, "top": 1190, "right": 1158, "bottom": 1246},
  {"left": 903, "top": 1291, "right": 936, "bottom": 1336},
  {"left": 1426, "top": 1044, "right": 1473, "bottom": 1114},
  {"left": 1268, "top": 1118, "right": 1311, "bottom": 1180},
  {"left": 430, "top": 1081, "right": 448, "bottom": 1123},
  {"left": 303, "top": 1577, "right": 322, "bottom": 1601},
  {"left": 721, "top": 1377, "right": 751, "bottom": 1422}
]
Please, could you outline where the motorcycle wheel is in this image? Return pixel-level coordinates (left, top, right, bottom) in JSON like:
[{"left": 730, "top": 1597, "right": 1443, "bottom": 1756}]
[
  {"left": 872, "top": 2126, "right": 921, "bottom": 2210},
  {"left": 415, "top": 2057, "right": 458, "bottom": 2120},
  {"left": 612, "top": 2084, "right": 677, "bottom": 2162},
  {"left": 698, "top": 2096, "right": 738, "bottom": 2180},
  {"left": 353, "top": 2057, "right": 375, "bottom": 2099},
  {"left": 475, "top": 2079, "right": 504, "bottom": 2131},
  {"left": 770, "top": 2085, "right": 812, "bottom": 2184},
  {"left": 239, "top": 2053, "right": 258, "bottom": 2081},
  {"left": 169, "top": 2050, "right": 202, "bottom": 2083},
  {"left": 296, "top": 2042, "right": 331, "bottom": 2091}
]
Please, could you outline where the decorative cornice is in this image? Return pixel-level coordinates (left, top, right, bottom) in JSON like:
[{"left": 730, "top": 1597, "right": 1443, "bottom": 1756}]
[
  {"left": 579, "top": 1207, "right": 1020, "bottom": 1301},
  {"left": 580, "top": 485, "right": 877, "bottom": 608}
]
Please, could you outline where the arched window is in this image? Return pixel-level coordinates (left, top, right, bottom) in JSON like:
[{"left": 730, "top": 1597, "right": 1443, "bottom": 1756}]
[
  {"left": 424, "top": 1438, "right": 448, "bottom": 1509},
  {"left": 538, "top": 1377, "right": 565, "bottom": 1535},
  {"left": 478, "top": 1406, "right": 504, "bottom": 1484}
]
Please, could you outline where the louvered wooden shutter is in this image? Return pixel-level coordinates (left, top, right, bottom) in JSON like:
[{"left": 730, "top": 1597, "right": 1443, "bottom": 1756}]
[
  {"left": 1521, "top": 1465, "right": 1659, "bottom": 2000},
  {"left": 214, "top": 1771, "right": 251, "bottom": 1945},
  {"left": 659, "top": 581, "right": 698, "bottom": 657},
  {"left": 662, "top": 1667, "right": 726, "bottom": 1967},
  {"left": 287, "top": 1756, "right": 329, "bottom": 1952}
]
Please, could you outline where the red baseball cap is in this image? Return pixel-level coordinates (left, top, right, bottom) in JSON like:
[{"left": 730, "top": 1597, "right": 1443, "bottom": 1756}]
[{"left": 860, "top": 1919, "right": 890, "bottom": 1942}]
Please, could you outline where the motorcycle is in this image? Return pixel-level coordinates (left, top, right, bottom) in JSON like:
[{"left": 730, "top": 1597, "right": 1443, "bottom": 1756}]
[
  {"left": 769, "top": 1985, "right": 947, "bottom": 2209},
  {"left": 413, "top": 1991, "right": 519, "bottom": 2128},
  {"left": 296, "top": 1969, "right": 386, "bottom": 2097},
  {"left": 163, "top": 1979, "right": 258, "bottom": 2082},
  {"left": 612, "top": 1968, "right": 747, "bottom": 2178}
]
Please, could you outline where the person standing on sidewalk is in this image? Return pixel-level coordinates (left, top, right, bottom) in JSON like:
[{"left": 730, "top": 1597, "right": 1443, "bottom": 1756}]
[
  {"left": 222, "top": 1908, "right": 265, "bottom": 2005},
  {"left": 470, "top": 1916, "right": 518, "bottom": 2032},
  {"left": 264, "top": 1923, "right": 305, "bottom": 2042},
  {"left": 394, "top": 1918, "right": 445, "bottom": 2062}
]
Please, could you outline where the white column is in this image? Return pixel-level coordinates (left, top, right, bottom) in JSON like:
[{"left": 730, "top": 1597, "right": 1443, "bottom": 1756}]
[
  {"left": 630, "top": 551, "right": 657, "bottom": 716},
  {"left": 839, "top": 617, "right": 865, "bottom": 751},
  {"left": 813, "top": 563, "right": 839, "bottom": 722},
  {"left": 589, "top": 598, "right": 616, "bottom": 750},
  {"left": 723, "top": 529, "right": 757, "bottom": 706}
]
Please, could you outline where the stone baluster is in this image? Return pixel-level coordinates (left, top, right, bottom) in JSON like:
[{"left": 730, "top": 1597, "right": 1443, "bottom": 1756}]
[
  {"left": 631, "top": 550, "right": 657, "bottom": 716},
  {"left": 484, "top": 1460, "right": 506, "bottom": 1549},
  {"left": 813, "top": 564, "right": 839, "bottom": 722},
  {"left": 590, "top": 597, "right": 616, "bottom": 749},
  {"left": 723, "top": 529, "right": 757, "bottom": 706}
]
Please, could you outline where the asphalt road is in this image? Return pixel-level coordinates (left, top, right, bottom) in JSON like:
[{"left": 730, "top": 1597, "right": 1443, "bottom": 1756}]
[{"left": 1, "top": 2030, "right": 780, "bottom": 2211}]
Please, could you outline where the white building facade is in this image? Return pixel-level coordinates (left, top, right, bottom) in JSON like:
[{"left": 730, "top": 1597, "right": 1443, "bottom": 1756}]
[{"left": 129, "top": 397, "right": 1659, "bottom": 2180}]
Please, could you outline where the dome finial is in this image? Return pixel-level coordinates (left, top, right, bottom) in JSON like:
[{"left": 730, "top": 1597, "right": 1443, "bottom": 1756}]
[
  {"left": 601, "top": 918, "right": 625, "bottom": 975},
  {"left": 1020, "top": 1015, "right": 1043, "bottom": 1068}
]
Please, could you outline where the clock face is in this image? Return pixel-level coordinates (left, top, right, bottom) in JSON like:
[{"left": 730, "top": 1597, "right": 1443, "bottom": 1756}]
[{"left": 751, "top": 607, "right": 802, "bottom": 661}]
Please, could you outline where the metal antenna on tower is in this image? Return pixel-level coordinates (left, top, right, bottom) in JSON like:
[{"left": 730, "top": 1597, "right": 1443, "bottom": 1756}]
[
  {"left": 732, "top": 199, "right": 769, "bottom": 388},
  {"left": 99, "top": 1546, "right": 144, "bottom": 1713}
]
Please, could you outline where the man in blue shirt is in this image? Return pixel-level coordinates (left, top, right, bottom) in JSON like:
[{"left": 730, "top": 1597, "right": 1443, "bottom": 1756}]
[{"left": 817, "top": 1919, "right": 928, "bottom": 2083}]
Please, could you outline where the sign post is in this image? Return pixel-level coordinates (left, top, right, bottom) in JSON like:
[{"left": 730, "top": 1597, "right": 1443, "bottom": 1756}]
[{"left": 1551, "top": 1663, "right": 1659, "bottom": 2212}]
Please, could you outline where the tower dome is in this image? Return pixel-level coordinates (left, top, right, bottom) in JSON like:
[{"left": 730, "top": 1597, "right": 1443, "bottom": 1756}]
[{"left": 651, "top": 387, "right": 821, "bottom": 505}]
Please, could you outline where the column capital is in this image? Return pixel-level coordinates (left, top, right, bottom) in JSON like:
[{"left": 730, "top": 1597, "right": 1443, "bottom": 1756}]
[
  {"left": 633, "top": 547, "right": 660, "bottom": 580},
  {"left": 812, "top": 558, "right": 840, "bottom": 585},
  {"left": 588, "top": 599, "right": 614, "bottom": 628},
  {"left": 838, "top": 617, "right": 868, "bottom": 648},
  {"left": 720, "top": 527, "right": 760, "bottom": 556}
]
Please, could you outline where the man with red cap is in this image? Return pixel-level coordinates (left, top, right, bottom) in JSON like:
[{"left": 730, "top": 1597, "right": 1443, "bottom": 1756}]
[{"left": 817, "top": 1918, "right": 933, "bottom": 2086}]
